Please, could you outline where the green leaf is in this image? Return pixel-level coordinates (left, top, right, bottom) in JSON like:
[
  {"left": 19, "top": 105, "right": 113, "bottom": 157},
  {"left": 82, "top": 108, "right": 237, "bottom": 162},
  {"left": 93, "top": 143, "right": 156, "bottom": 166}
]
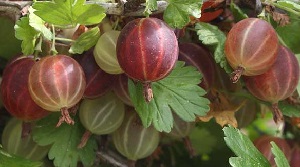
[
  {"left": 69, "top": 27, "right": 100, "bottom": 54},
  {"left": 144, "top": 0, "right": 158, "bottom": 17},
  {"left": 230, "top": 2, "right": 248, "bottom": 22},
  {"left": 223, "top": 126, "right": 271, "bottom": 167},
  {"left": 277, "top": 1, "right": 300, "bottom": 12},
  {"left": 28, "top": 7, "right": 52, "bottom": 40},
  {"left": 14, "top": 17, "right": 40, "bottom": 55},
  {"left": 270, "top": 142, "right": 291, "bottom": 167},
  {"left": 279, "top": 101, "right": 300, "bottom": 117},
  {"left": 32, "top": 113, "right": 97, "bottom": 167},
  {"left": 128, "top": 61, "right": 210, "bottom": 132},
  {"left": 195, "top": 22, "right": 232, "bottom": 73},
  {"left": 164, "top": 0, "right": 203, "bottom": 28},
  {"left": 33, "top": 0, "right": 106, "bottom": 27},
  {"left": 276, "top": 20, "right": 300, "bottom": 54},
  {"left": 0, "top": 147, "right": 42, "bottom": 167}
]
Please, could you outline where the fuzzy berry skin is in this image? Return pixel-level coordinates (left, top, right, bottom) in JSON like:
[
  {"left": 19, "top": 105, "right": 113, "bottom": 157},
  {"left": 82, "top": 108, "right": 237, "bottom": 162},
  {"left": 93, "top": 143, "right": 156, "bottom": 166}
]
[
  {"left": 244, "top": 45, "right": 299, "bottom": 122},
  {"left": 117, "top": 17, "right": 178, "bottom": 82},
  {"left": 28, "top": 55, "right": 86, "bottom": 112},
  {"left": 225, "top": 18, "right": 278, "bottom": 82},
  {"left": 0, "top": 56, "right": 49, "bottom": 121}
]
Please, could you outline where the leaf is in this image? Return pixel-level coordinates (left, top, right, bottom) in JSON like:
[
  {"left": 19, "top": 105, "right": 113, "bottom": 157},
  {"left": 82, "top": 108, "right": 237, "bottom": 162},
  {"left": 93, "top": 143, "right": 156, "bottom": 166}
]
[
  {"left": 230, "top": 1, "right": 248, "bottom": 22},
  {"left": 223, "top": 126, "right": 271, "bottom": 167},
  {"left": 69, "top": 27, "right": 100, "bottom": 54},
  {"left": 277, "top": 0, "right": 300, "bottom": 12},
  {"left": 163, "top": 0, "right": 203, "bottom": 28},
  {"left": 195, "top": 22, "right": 232, "bottom": 73},
  {"left": 128, "top": 61, "right": 210, "bottom": 132},
  {"left": 144, "top": 0, "right": 158, "bottom": 17},
  {"left": 32, "top": 113, "right": 97, "bottom": 167},
  {"left": 270, "top": 142, "right": 291, "bottom": 167},
  {"left": 198, "top": 90, "right": 246, "bottom": 127},
  {"left": 14, "top": 16, "right": 40, "bottom": 55},
  {"left": 0, "top": 147, "right": 42, "bottom": 167},
  {"left": 276, "top": 20, "right": 300, "bottom": 54},
  {"left": 279, "top": 101, "right": 300, "bottom": 117},
  {"left": 33, "top": 0, "right": 106, "bottom": 27},
  {"left": 28, "top": 7, "right": 52, "bottom": 40}
]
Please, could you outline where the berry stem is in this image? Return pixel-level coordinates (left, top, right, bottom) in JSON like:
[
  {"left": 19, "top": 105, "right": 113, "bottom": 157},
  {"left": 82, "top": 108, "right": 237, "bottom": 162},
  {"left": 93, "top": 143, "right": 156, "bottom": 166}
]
[
  {"left": 183, "top": 136, "right": 196, "bottom": 158},
  {"left": 230, "top": 66, "right": 244, "bottom": 83},
  {"left": 143, "top": 82, "right": 153, "bottom": 102},
  {"left": 56, "top": 107, "right": 75, "bottom": 127},
  {"left": 78, "top": 130, "right": 92, "bottom": 149},
  {"left": 272, "top": 103, "right": 284, "bottom": 124}
]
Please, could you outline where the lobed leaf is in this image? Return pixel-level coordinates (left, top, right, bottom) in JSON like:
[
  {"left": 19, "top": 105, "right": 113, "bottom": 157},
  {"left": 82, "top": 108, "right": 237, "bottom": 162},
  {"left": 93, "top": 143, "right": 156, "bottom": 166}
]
[
  {"left": 32, "top": 113, "right": 97, "bottom": 167},
  {"left": 129, "top": 61, "right": 210, "bottom": 132},
  {"left": 14, "top": 17, "right": 40, "bottom": 55},
  {"left": 33, "top": 0, "right": 106, "bottom": 27},
  {"left": 223, "top": 126, "right": 271, "bottom": 167},
  {"left": 195, "top": 22, "right": 232, "bottom": 73},
  {"left": 164, "top": 0, "right": 203, "bottom": 28},
  {"left": 28, "top": 7, "right": 52, "bottom": 40},
  {"left": 271, "top": 142, "right": 291, "bottom": 167}
]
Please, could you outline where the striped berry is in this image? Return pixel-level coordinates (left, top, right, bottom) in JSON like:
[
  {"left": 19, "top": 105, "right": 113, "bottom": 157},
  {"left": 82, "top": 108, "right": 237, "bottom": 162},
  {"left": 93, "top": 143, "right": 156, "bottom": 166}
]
[
  {"left": 112, "top": 109, "right": 160, "bottom": 161},
  {"left": 116, "top": 17, "right": 178, "bottom": 102},
  {"left": 0, "top": 56, "right": 49, "bottom": 121},
  {"left": 225, "top": 18, "right": 279, "bottom": 83},
  {"left": 244, "top": 45, "right": 300, "bottom": 123},
  {"left": 28, "top": 55, "right": 86, "bottom": 126},
  {"left": 78, "top": 91, "right": 125, "bottom": 148}
]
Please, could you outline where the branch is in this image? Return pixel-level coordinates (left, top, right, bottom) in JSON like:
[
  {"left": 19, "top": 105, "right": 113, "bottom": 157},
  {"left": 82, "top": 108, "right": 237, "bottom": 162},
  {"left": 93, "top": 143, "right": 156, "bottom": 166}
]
[
  {"left": 96, "top": 150, "right": 129, "bottom": 167},
  {"left": 0, "top": 1, "right": 168, "bottom": 18}
]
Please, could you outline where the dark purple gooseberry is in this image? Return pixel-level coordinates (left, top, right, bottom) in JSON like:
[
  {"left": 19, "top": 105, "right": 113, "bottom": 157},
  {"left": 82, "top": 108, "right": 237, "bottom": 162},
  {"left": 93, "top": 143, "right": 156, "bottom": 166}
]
[
  {"left": 74, "top": 49, "right": 115, "bottom": 99},
  {"left": 0, "top": 56, "right": 49, "bottom": 121},
  {"left": 117, "top": 17, "right": 178, "bottom": 102},
  {"left": 178, "top": 42, "right": 216, "bottom": 91},
  {"left": 245, "top": 45, "right": 299, "bottom": 123}
]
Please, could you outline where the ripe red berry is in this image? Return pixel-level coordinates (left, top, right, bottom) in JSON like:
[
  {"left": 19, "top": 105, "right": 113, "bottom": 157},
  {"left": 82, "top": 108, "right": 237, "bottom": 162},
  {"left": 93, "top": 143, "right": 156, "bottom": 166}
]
[
  {"left": 117, "top": 17, "right": 178, "bottom": 102},
  {"left": 254, "top": 135, "right": 292, "bottom": 166},
  {"left": 244, "top": 45, "right": 300, "bottom": 123},
  {"left": 225, "top": 18, "right": 279, "bottom": 83},
  {"left": 0, "top": 56, "right": 49, "bottom": 121},
  {"left": 28, "top": 55, "right": 86, "bottom": 126}
]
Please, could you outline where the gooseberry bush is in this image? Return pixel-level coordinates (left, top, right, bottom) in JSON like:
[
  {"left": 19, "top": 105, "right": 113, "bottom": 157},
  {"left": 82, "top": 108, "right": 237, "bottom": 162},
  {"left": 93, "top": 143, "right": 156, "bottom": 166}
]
[{"left": 1, "top": 0, "right": 300, "bottom": 167}]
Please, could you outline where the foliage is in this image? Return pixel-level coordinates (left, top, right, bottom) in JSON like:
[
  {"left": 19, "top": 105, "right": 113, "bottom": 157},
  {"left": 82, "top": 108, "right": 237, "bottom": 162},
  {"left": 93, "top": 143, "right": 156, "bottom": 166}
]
[{"left": 128, "top": 61, "right": 210, "bottom": 132}]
